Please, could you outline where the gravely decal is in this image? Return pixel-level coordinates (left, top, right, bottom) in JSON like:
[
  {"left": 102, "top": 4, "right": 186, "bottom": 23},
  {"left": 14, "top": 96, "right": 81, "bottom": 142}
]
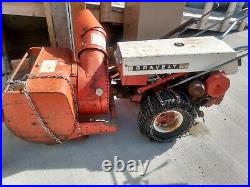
[{"left": 128, "top": 63, "right": 189, "bottom": 71}]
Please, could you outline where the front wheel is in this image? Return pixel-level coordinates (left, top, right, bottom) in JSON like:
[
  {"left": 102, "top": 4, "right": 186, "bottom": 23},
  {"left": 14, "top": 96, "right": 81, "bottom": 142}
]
[{"left": 138, "top": 90, "right": 195, "bottom": 142}]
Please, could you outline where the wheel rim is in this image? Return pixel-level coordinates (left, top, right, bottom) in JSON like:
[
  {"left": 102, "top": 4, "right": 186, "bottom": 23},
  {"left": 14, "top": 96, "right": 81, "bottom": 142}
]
[{"left": 153, "top": 110, "right": 183, "bottom": 133}]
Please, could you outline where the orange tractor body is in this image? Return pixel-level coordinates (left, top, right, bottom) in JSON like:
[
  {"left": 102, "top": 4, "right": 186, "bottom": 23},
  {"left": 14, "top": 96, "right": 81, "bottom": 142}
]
[
  {"left": 3, "top": 10, "right": 116, "bottom": 144},
  {"left": 2, "top": 9, "right": 240, "bottom": 144}
]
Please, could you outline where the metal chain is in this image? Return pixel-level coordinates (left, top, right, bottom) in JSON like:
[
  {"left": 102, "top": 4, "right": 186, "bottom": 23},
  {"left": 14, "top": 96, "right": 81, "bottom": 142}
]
[
  {"left": 145, "top": 94, "right": 165, "bottom": 142},
  {"left": 155, "top": 91, "right": 165, "bottom": 107},
  {"left": 147, "top": 96, "right": 154, "bottom": 113},
  {"left": 148, "top": 89, "right": 195, "bottom": 142},
  {"left": 27, "top": 74, "right": 79, "bottom": 121},
  {"left": 149, "top": 125, "right": 165, "bottom": 142},
  {"left": 23, "top": 83, "right": 62, "bottom": 144},
  {"left": 7, "top": 74, "right": 79, "bottom": 144},
  {"left": 168, "top": 89, "right": 181, "bottom": 105}
]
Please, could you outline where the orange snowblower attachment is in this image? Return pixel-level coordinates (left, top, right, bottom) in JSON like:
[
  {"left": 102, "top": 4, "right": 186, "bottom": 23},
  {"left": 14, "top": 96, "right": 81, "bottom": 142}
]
[{"left": 2, "top": 9, "right": 117, "bottom": 144}]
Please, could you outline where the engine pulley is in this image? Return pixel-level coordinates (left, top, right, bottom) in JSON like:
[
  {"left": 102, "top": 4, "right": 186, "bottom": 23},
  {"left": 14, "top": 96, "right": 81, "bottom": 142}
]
[{"left": 205, "top": 72, "right": 230, "bottom": 97}]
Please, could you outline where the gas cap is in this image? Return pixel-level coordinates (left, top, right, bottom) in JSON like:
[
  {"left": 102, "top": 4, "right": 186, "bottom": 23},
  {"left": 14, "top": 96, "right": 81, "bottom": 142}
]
[{"left": 96, "top": 88, "right": 104, "bottom": 96}]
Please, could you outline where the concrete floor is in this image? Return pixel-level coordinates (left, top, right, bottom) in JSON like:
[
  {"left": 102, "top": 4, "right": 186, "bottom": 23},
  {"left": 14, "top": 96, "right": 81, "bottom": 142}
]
[{"left": 2, "top": 30, "right": 248, "bottom": 184}]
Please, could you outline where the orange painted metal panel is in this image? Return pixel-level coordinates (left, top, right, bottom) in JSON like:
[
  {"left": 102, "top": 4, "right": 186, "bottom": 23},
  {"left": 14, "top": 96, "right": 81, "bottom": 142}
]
[
  {"left": 74, "top": 9, "right": 110, "bottom": 115},
  {"left": 2, "top": 9, "right": 118, "bottom": 144}
]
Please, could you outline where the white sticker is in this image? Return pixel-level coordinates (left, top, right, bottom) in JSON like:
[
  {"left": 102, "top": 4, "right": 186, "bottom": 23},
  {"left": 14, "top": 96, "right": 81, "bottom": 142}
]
[
  {"left": 91, "top": 33, "right": 106, "bottom": 49},
  {"left": 39, "top": 60, "right": 57, "bottom": 73}
]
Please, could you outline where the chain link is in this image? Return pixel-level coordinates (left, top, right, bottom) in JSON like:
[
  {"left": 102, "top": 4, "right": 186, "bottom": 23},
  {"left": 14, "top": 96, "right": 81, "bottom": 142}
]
[
  {"left": 155, "top": 91, "right": 165, "bottom": 107},
  {"left": 7, "top": 74, "right": 79, "bottom": 144},
  {"left": 147, "top": 96, "right": 154, "bottom": 113},
  {"left": 148, "top": 90, "right": 194, "bottom": 142},
  {"left": 145, "top": 94, "right": 164, "bottom": 142},
  {"left": 28, "top": 74, "right": 79, "bottom": 121},
  {"left": 23, "top": 83, "right": 62, "bottom": 144}
]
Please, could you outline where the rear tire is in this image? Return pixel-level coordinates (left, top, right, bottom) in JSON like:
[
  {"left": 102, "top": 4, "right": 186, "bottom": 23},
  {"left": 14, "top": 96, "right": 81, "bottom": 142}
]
[{"left": 138, "top": 90, "right": 195, "bottom": 142}]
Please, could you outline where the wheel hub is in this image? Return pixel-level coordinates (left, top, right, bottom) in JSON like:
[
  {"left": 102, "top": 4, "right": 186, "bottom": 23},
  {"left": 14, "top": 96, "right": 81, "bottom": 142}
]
[{"left": 153, "top": 110, "right": 183, "bottom": 133}]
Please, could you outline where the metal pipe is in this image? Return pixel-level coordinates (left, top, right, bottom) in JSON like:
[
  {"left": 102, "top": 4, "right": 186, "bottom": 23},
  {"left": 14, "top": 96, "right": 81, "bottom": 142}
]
[
  {"left": 177, "top": 3, "right": 220, "bottom": 37},
  {"left": 73, "top": 9, "right": 110, "bottom": 115},
  {"left": 219, "top": 14, "right": 248, "bottom": 39},
  {"left": 161, "top": 18, "right": 197, "bottom": 39},
  {"left": 193, "top": 14, "right": 234, "bottom": 37},
  {"left": 161, "top": 3, "right": 219, "bottom": 39},
  {"left": 168, "top": 52, "right": 248, "bottom": 89},
  {"left": 137, "top": 73, "right": 186, "bottom": 94},
  {"left": 193, "top": 8, "right": 248, "bottom": 37}
]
